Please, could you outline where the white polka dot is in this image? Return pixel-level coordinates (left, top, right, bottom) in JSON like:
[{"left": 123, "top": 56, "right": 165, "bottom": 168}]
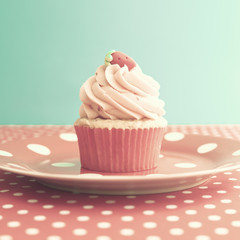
[
  {"left": 17, "top": 210, "right": 28, "bottom": 215},
  {"left": 77, "top": 216, "right": 90, "bottom": 221},
  {"left": 229, "top": 178, "right": 238, "bottom": 181},
  {"left": 197, "top": 143, "right": 217, "bottom": 154},
  {"left": 164, "top": 132, "right": 185, "bottom": 141},
  {"left": 232, "top": 149, "right": 240, "bottom": 156},
  {"left": 217, "top": 190, "right": 227, "bottom": 194},
  {"left": 234, "top": 186, "right": 240, "bottom": 189},
  {"left": 28, "top": 199, "right": 38, "bottom": 203},
  {"left": 185, "top": 210, "right": 197, "bottom": 215},
  {"left": 2, "top": 204, "right": 13, "bottom": 209},
  {"left": 199, "top": 186, "right": 208, "bottom": 189},
  {"left": 120, "top": 229, "right": 134, "bottom": 236},
  {"left": 0, "top": 215, "right": 2, "bottom": 220},
  {"left": 213, "top": 182, "right": 222, "bottom": 185},
  {"left": 66, "top": 200, "right": 77, "bottom": 204},
  {"left": 59, "top": 133, "right": 77, "bottom": 142},
  {"left": 124, "top": 205, "right": 135, "bottom": 209},
  {"left": 43, "top": 205, "right": 54, "bottom": 209},
  {"left": 121, "top": 216, "right": 134, "bottom": 222},
  {"left": 184, "top": 200, "right": 194, "bottom": 204},
  {"left": 166, "top": 195, "right": 176, "bottom": 199},
  {"left": 13, "top": 192, "right": 23, "bottom": 196},
  {"left": 46, "top": 236, "right": 62, "bottom": 240},
  {"left": 59, "top": 210, "right": 70, "bottom": 215},
  {"left": 166, "top": 216, "right": 179, "bottom": 222},
  {"left": 204, "top": 204, "right": 216, "bottom": 209},
  {"left": 25, "top": 228, "right": 39, "bottom": 235},
  {"left": 231, "top": 221, "right": 240, "bottom": 227},
  {"left": 182, "top": 190, "right": 192, "bottom": 194},
  {"left": 52, "top": 162, "right": 75, "bottom": 167},
  {"left": 208, "top": 215, "right": 221, "bottom": 221},
  {"left": 97, "top": 222, "right": 111, "bottom": 229},
  {"left": 195, "top": 235, "right": 211, "bottom": 240},
  {"left": 170, "top": 228, "right": 184, "bottom": 236},
  {"left": 214, "top": 228, "right": 229, "bottom": 235},
  {"left": 166, "top": 205, "right": 177, "bottom": 209},
  {"left": 225, "top": 209, "right": 237, "bottom": 214},
  {"left": 73, "top": 229, "right": 87, "bottom": 236},
  {"left": 143, "top": 210, "right": 155, "bottom": 215},
  {"left": 188, "top": 221, "right": 202, "bottom": 228},
  {"left": 143, "top": 222, "right": 157, "bottom": 229},
  {"left": 34, "top": 215, "right": 46, "bottom": 221},
  {"left": 52, "top": 222, "right": 66, "bottom": 228},
  {"left": 0, "top": 235, "right": 13, "bottom": 240},
  {"left": 83, "top": 205, "right": 94, "bottom": 209},
  {"left": 29, "top": 178, "right": 36, "bottom": 182},
  {"left": 27, "top": 144, "right": 51, "bottom": 155},
  {"left": 36, "top": 190, "right": 46, "bottom": 193},
  {"left": 7, "top": 221, "right": 21, "bottom": 227},
  {"left": 0, "top": 150, "right": 13, "bottom": 157},
  {"left": 146, "top": 236, "right": 161, "bottom": 240},
  {"left": 126, "top": 195, "right": 136, "bottom": 198},
  {"left": 9, "top": 182, "right": 18, "bottom": 186},
  {"left": 220, "top": 199, "right": 232, "bottom": 203},
  {"left": 202, "top": 195, "right": 212, "bottom": 199},
  {"left": 175, "top": 163, "right": 197, "bottom": 168},
  {"left": 105, "top": 200, "right": 116, "bottom": 204},
  {"left": 144, "top": 200, "right": 155, "bottom": 204},
  {"left": 0, "top": 190, "right": 9, "bottom": 193},
  {"left": 101, "top": 210, "right": 112, "bottom": 215},
  {"left": 96, "top": 237, "right": 111, "bottom": 240}
]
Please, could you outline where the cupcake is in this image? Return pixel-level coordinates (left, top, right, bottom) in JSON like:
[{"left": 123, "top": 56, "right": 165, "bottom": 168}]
[{"left": 74, "top": 50, "right": 167, "bottom": 172}]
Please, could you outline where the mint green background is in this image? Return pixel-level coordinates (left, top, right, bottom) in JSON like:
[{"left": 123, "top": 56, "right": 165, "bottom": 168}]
[{"left": 1, "top": 0, "right": 240, "bottom": 125}]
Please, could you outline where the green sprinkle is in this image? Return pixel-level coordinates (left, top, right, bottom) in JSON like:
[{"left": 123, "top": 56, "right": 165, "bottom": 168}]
[
  {"left": 106, "top": 50, "right": 116, "bottom": 55},
  {"left": 105, "top": 54, "right": 113, "bottom": 62}
]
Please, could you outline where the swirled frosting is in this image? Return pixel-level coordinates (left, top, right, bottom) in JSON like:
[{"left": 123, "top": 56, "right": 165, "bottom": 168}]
[{"left": 79, "top": 64, "right": 165, "bottom": 120}]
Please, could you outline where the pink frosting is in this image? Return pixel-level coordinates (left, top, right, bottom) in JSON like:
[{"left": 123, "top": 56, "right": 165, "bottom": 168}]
[{"left": 79, "top": 64, "right": 165, "bottom": 120}]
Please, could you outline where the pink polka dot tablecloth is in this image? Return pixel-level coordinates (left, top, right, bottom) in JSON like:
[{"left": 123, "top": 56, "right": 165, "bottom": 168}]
[{"left": 0, "top": 125, "right": 240, "bottom": 240}]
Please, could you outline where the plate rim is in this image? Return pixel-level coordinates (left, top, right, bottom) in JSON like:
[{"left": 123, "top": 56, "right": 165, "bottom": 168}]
[{"left": 0, "top": 134, "right": 240, "bottom": 182}]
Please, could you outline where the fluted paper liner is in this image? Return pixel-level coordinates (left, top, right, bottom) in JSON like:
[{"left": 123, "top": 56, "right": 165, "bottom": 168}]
[{"left": 74, "top": 126, "right": 165, "bottom": 172}]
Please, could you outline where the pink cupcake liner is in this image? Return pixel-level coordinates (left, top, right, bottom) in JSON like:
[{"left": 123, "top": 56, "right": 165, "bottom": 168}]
[{"left": 74, "top": 126, "right": 165, "bottom": 172}]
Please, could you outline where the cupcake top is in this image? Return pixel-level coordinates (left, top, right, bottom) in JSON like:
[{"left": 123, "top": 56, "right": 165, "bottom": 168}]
[{"left": 79, "top": 50, "right": 166, "bottom": 120}]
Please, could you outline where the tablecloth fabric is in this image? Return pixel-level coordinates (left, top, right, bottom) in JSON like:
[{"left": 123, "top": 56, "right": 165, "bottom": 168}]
[{"left": 0, "top": 125, "right": 240, "bottom": 240}]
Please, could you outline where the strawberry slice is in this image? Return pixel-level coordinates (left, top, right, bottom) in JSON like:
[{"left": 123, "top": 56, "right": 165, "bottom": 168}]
[{"left": 105, "top": 50, "right": 136, "bottom": 71}]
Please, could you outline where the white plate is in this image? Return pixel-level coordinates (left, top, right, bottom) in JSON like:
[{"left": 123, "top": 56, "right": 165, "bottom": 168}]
[{"left": 0, "top": 132, "right": 240, "bottom": 195}]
